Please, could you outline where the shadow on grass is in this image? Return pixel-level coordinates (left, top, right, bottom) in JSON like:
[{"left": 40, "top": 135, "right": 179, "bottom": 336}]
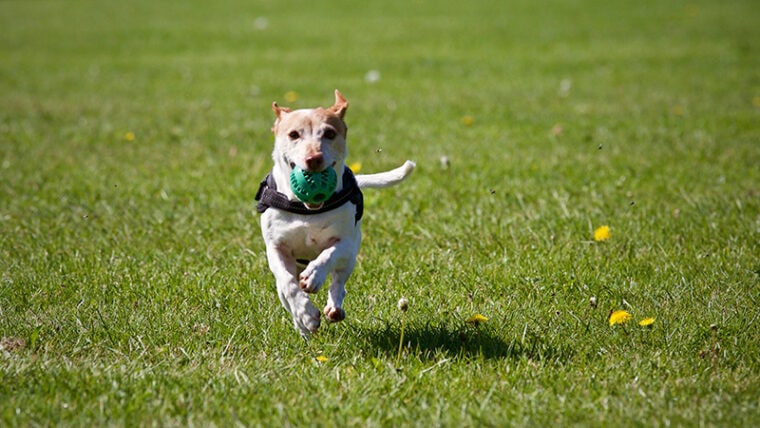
[{"left": 354, "top": 319, "right": 574, "bottom": 362}]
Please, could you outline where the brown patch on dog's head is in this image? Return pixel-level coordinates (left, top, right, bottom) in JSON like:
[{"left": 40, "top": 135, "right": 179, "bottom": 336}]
[
  {"left": 271, "top": 90, "right": 349, "bottom": 137},
  {"left": 269, "top": 90, "right": 352, "bottom": 174},
  {"left": 314, "top": 109, "right": 348, "bottom": 138}
]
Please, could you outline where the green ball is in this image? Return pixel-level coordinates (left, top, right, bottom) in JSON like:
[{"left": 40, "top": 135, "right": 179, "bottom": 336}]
[{"left": 289, "top": 166, "right": 337, "bottom": 204}]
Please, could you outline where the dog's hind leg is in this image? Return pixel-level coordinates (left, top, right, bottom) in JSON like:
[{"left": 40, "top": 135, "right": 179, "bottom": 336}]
[
  {"left": 324, "top": 267, "right": 352, "bottom": 322},
  {"left": 324, "top": 244, "right": 358, "bottom": 323}
]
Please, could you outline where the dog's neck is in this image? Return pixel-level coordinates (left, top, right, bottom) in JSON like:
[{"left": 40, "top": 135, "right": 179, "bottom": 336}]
[{"left": 255, "top": 165, "right": 363, "bottom": 223}]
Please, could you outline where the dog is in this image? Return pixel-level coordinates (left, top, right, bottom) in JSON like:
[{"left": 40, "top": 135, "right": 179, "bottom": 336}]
[{"left": 255, "top": 90, "right": 415, "bottom": 337}]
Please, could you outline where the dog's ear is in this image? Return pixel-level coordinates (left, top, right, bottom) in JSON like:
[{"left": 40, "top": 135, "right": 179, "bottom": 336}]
[
  {"left": 329, "top": 89, "right": 349, "bottom": 119},
  {"left": 272, "top": 102, "right": 292, "bottom": 132},
  {"left": 272, "top": 102, "right": 292, "bottom": 119}
]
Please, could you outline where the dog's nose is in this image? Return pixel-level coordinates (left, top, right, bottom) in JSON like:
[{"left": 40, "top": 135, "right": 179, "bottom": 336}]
[{"left": 305, "top": 154, "right": 324, "bottom": 171}]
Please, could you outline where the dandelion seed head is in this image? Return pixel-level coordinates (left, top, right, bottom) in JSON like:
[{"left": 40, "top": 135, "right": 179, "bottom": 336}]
[
  {"left": 253, "top": 17, "right": 269, "bottom": 31},
  {"left": 364, "top": 70, "right": 381, "bottom": 84},
  {"left": 440, "top": 155, "right": 450, "bottom": 169}
]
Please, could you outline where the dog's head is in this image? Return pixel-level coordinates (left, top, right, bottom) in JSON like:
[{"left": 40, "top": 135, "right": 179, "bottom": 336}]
[{"left": 271, "top": 90, "right": 349, "bottom": 178}]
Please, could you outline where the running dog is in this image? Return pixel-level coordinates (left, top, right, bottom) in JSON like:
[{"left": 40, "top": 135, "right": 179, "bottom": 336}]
[{"left": 256, "top": 90, "right": 415, "bottom": 337}]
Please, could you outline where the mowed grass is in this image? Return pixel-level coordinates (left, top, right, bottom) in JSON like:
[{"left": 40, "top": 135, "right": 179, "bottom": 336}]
[{"left": 1, "top": 0, "right": 759, "bottom": 425}]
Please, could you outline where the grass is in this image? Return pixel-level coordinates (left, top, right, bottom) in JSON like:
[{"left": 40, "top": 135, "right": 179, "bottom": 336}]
[{"left": 1, "top": 0, "right": 759, "bottom": 425}]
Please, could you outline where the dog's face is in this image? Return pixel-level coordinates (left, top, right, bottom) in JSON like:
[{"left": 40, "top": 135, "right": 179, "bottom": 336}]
[{"left": 271, "top": 90, "right": 349, "bottom": 175}]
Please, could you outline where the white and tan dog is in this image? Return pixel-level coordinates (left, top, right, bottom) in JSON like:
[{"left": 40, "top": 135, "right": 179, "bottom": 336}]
[{"left": 255, "top": 90, "right": 415, "bottom": 337}]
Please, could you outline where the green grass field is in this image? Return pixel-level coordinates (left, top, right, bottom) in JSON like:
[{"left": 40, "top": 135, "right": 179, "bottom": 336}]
[{"left": 2, "top": 0, "right": 759, "bottom": 425}]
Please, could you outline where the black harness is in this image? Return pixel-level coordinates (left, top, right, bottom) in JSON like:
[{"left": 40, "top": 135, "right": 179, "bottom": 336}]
[{"left": 255, "top": 167, "right": 363, "bottom": 223}]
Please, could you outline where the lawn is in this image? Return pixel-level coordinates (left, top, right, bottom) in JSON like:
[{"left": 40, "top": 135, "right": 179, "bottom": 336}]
[{"left": 1, "top": 0, "right": 759, "bottom": 426}]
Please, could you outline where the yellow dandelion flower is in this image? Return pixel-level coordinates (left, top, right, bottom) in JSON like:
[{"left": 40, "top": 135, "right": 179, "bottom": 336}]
[
  {"left": 466, "top": 314, "right": 488, "bottom": 324},
  {"left": 315, "top": 355, "right": 328, "bottom": 362},
  {"left": 461, "top": 115, "right": 474, "bottom": 126},
  {"left": 284, "top": 90, "right": 299, "bottom": 103},
  {"left": 638, "top": 317, "right": 655, "bottom": 327},
  {"left": 753, "top": 96, "right": 760, "bottom": 108},
  {"left": 608, "top": 310, "right": 632, "bottom": 326},
  {"left": 348, "top": 162, "right": 362, "bottom": 173},
  {"left": 124, "top": 131, "right": 136, "bottom": 142},
  {"left": 594, "top": 225, "right": 611, "bottom": 242}
]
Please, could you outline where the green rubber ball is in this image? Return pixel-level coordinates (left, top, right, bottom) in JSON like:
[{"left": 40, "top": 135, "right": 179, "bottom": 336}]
[{"left": 289, "top": 166, "right": 337, "bottom": 204}]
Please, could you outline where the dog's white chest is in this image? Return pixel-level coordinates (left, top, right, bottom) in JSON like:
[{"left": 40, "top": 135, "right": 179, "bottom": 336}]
[{"left": 261, "top": 204, "right": 359, "bottom": 260}]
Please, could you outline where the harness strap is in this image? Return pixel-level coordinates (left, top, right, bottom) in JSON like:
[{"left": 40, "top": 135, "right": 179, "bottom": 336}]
[{"left": 255, "top": 167, "right": 363, "bottom": 223}]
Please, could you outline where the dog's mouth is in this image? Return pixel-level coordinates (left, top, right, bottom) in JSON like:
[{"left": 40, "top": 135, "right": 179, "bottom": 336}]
[{"left": 284, "top": 156, "right": 337, "bottom": 210}]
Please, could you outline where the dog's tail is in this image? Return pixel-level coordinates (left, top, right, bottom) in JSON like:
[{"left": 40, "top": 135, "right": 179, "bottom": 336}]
[{"left": 355, "top": 160, "right": 416, "bottom": 189}]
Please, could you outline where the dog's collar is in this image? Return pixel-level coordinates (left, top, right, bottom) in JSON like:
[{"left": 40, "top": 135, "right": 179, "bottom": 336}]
[{"left": 255, "top": 166, "right": 363, "bottom": 223}]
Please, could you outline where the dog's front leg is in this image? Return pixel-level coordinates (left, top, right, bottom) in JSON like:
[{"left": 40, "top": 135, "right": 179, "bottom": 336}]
[
  {"left": 266, "top": 245, "right": 321, "bottom": 336},
  {"left": 298, "top": 238, "right": 355, "bottom": 293}
]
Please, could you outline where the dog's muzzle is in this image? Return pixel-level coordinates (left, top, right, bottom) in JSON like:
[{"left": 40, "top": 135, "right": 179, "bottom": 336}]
[{"left": 289, "top": 166, "right": 337, "bottom": 206}]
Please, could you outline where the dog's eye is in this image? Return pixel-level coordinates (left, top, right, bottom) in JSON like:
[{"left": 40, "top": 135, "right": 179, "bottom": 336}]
[
  {"left": 323, "top": 128, "right": 337, "bottom": 140},
  {"left": 288, "top": 130, "right": 300, "bottom": 140}
]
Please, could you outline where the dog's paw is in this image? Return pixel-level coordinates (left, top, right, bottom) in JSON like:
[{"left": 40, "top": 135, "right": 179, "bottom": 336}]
[
  {"left": 293, "top": 301, "right": 321, "bottom": 336},
  {"left": 299, "top": 264, "right": 328, "bottom": 293},
  {"left": 323, "top": 305, "right": 346, "bottom": 323}
]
